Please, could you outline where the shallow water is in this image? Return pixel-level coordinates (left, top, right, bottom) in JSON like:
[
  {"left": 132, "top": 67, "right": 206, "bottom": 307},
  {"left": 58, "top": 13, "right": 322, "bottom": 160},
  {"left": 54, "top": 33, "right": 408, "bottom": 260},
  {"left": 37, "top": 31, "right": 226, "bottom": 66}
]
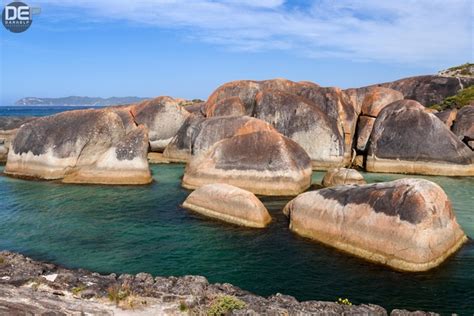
[{"left": 0, "top": 164, "right": 472, "bottom": 314}]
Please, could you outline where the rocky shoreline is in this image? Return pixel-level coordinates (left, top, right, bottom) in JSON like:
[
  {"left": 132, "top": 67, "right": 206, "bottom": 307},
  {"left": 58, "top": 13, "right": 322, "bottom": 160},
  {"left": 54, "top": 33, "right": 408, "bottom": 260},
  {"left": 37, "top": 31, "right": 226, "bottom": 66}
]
[{"left": 0, "top": 250, "right": 438, "bottom": 315}]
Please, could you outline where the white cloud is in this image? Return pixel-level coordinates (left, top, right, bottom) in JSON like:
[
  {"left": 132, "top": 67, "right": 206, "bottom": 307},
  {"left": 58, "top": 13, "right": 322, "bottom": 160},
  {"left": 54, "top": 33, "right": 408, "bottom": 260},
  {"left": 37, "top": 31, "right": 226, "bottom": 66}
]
[{"left": 36, "top": 0, "right": 473, "bottom": 64}]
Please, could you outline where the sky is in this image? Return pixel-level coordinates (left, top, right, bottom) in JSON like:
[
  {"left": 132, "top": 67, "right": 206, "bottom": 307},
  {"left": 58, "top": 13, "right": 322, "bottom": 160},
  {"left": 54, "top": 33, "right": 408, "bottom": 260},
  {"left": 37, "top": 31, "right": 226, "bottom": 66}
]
[{"left": 0, "top": 0, "right": 472, "bottom": 105}]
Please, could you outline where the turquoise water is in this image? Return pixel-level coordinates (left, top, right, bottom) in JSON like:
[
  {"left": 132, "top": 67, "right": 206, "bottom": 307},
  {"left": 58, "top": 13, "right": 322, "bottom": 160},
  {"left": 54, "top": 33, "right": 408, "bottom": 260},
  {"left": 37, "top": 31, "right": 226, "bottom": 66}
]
[
  {"left": 0, "top": 164, "right": 472, "bottom": 314},
  {"left": 0, "top": 106, "right": 101, "bottom": 117}
]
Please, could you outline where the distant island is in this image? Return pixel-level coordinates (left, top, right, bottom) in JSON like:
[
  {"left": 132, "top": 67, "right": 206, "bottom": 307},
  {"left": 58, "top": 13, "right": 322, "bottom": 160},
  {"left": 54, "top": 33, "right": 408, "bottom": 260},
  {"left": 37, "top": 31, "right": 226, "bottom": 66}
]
[{"left": 15, "top": 96, "right": 149, "bottom": 106}]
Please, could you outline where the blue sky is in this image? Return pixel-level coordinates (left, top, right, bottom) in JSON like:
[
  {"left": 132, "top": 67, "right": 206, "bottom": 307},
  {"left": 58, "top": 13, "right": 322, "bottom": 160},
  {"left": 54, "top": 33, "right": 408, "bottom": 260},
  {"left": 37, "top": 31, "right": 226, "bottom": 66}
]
[{"left": 1, "top": 0, "right": 472, "bottom": 105}]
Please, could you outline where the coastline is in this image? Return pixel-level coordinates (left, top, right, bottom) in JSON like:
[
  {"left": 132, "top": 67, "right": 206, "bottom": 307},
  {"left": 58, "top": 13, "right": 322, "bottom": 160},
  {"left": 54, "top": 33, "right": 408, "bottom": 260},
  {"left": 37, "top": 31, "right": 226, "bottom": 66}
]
[{"left": 0, "top": 250, "right": 434, "bottom": 315}]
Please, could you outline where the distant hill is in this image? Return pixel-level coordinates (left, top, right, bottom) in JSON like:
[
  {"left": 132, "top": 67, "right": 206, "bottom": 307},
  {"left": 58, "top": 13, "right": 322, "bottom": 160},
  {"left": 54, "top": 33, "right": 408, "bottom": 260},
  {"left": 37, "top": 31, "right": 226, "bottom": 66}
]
[{"left": 15, "top": 96, "right": 149, "bottom": 106}]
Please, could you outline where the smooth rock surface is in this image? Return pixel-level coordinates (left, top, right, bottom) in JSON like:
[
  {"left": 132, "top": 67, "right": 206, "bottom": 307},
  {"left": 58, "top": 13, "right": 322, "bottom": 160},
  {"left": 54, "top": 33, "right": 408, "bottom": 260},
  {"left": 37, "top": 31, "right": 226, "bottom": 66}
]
[
  {"left": 163, "top": 116, "right": 275, "bottom": 161},
  {"left": 283, "top": 178, "right": 467, "bottom": 272},
  {"left": 129, "top": 96, "right": 190, "bottom": 152},
  {"left": 356, "top": 115, "right": 376, "bottom": 152},
  {"left": 435, "top": 109, "right": 457, "bottom": 129},
  {"left": 367, "top": 100, "right": 474, "bottom": 176},
  {"left": 5, "top": 109, "right": 152, "bottom": 184},
  {"left": 360, "top": 87, "right": 404, "bottom": 117},
  {"left": 0, "top": 116, "right": 36, "bottom": 162},
  {"left": 182, "top": 183, "right": 271, "bottom": 227},
  {"left": 322, "top": 168, "right": 366, "bottom": 187},
  {"left": 182, "top": 130, "right": 312, "bottom": 196},
  {"left": 254, "top": 89, "right": 345, "bottom": 169},
  {"left": 452, "top": 105, "right": 474, "bottom": 148},
  {"left": 205, "top": 96, "right": 246, "bottom": 117},
  {"left": 373, "top": 75, "right": 474, "bottom": 106}
]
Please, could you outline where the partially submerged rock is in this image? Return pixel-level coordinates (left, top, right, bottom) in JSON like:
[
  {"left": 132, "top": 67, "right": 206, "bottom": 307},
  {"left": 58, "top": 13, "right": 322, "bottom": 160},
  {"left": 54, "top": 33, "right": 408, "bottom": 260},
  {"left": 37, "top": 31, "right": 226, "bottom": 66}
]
[
  {"left": 322, "top": 168, "right": 366, "bottom": 187},
  {"left": 5, "top": 109, "right": 152, "bottom": 184},
  {"left": 254, "top": 89, "right": 345, "bottom": 169},
  {"left": 366, "top": 100, "right": 474, "bottom": 176},
  {"left": 130, "top": 96, "right": 190, "bottom": 152},
  {"left": 182, "top": 183, "right": 271, "bottom": 227},
  {"left": 283, "top": 178, "right": 467, "bottom": 272},
  {"left": 182, "top": 130, "right": 312, "bottom": 196}
]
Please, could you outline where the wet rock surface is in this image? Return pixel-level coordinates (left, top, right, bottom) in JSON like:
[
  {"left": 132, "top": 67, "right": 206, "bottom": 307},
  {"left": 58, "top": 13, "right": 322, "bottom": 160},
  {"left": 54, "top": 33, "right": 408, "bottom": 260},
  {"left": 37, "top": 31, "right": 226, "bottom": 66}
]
[
  {"left": 367, "top": 100, "right": 474, "bottom": 175},
  {"left": 182, "top": 183, "right": 271, "bottom": 228},
  {"left": 4, "top": 109, "right": 152, "bottom": 184},
  {"left": 284, "top": 178, "right": 467, "bottom": 272},
  {"left": 0, "top": 250, "right": 409, "bottom": 315},
  {"left": 182, "top": 130, "right": 312, "bottom": 196}
]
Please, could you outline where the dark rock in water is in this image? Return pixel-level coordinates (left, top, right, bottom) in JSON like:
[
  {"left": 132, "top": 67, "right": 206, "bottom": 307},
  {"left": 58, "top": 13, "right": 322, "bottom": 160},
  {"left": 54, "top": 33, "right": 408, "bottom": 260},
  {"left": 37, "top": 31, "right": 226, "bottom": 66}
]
[
  {"left": 321, "top": 168, "right": 366, "bottom": 187},
  {"left": 182, "top": 130, "right": 312, "bottom": 196},
  {"left": 254, "top": 89, "right": 345, "bottom": 169},
  {"left": 129, "top": 96, "right": 190, "bottom": 152},
  {"left": 434, "top": 108, "right": 457, "bottom": 129},
  {"left": 366, "top": 100, "right": 474, "bottom": 176},
  {"left": 372, "top": 75, "right": 474, "bottom": 106},
  {"left": 0, "top": 250, "right": 395, "bottom": 315},
  {"left": 452, "top": 105, "right": 474, "bottom": 149},
  {"left": 0, "top": 116, "right": 37, "bottom": 162},
  {"left": 182, "top": 183, "right": 271, "bottom": 227},
  {"left": 163, "top": 115, "right": 274, "bottom": 162},
  {"left": 283, "top": 178, "right": 467, "bottom": 272},
  {"left": 5, "top": 109, "right": 152, "bottom": 184},
  {"left": 205, "top": 96, "right": 246, "bottom": 117}
]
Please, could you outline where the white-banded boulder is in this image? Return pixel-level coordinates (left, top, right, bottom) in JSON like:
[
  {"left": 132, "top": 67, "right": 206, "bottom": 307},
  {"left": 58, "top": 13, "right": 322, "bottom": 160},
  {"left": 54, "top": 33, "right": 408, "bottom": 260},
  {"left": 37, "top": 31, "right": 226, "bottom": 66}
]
[
  {"left": 0, "top": 116, "right": 36, "bottom": 162},
  {"left": 5, "top": 109, "right": 152, "bottom": 184},
  {"left": 452, "top": 105, "right": 474, "bottom": 149},
  {"left": 283, "top": 178, "right": 467, "bottom": 272},
  {"left": 205, "top": 97, "right": 246, "bottom": 117},
  {"left": 366, "top": 100, "right": 474, "bottom": 176},
  {"left": 129, "top": 96, "right": 190, "bottom": 152},
  {"left": 163, "top": 116, "right": 274, "bottom": 162},
  {"left": 182, "top": 183, "right": 271, "bottom": 228},
  {"left": 182, "top": 130, "right": 312, "bottom": 196},
  {"left": 254, "top": 89, "right": 345, "bottom": 169},
  {"left": 321, "top": 168, "right": 366, "bottom": 187}
]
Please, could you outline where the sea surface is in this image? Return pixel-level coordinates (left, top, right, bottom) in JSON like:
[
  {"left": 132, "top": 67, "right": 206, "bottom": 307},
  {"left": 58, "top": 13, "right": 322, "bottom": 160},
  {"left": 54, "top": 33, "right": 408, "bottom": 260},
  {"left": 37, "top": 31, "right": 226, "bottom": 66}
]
[{"left": 0, "top": 106, "right": 473, "bottom": 314}]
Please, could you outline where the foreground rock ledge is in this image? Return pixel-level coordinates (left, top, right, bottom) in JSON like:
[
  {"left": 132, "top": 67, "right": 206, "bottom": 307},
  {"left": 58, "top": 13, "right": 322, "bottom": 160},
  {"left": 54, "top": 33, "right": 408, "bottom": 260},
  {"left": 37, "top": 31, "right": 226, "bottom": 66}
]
[
  {"left": 0, "top": 250, "right": 438, "bottom": 315},
  {"left": 283, "top": 178, "right": 467, "bottom": 272},
  {"left": 182, "top": 183, "right": 271, "bottom": 228}
]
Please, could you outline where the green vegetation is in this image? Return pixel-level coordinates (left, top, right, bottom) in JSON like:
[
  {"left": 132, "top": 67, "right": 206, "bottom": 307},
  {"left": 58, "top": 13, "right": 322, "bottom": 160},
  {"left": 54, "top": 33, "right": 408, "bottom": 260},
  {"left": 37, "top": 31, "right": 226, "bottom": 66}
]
[
  {"left": 0, "top": 256, "right": 4, "bottom": 264},
  {"left": 179, "top": 301, "right": 188, "bottom": 312},
  {"left": 72, "top": 285, "right": 86, "bottom": 296},
  {"left": 207, "top": 295, "right": 246, "bottom": 316},
  {"left": 430, "top": 85, "right": 474, "bottom": 111},
  {"left": 444, "top": 63, "right": 473, "bottom": 75},
  {"left": 337, "top": 297, "right": 352, "bottom": 306},
  {"left": 107, "top": 284, "right": 130, "bottom": 305}
]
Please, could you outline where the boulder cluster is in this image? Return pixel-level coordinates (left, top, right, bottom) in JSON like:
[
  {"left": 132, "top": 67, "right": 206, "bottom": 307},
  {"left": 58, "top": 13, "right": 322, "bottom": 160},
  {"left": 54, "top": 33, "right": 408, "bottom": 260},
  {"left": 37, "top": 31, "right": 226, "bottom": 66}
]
[{"left": 0, "top": 74, "right": 472, "bottom": 271}]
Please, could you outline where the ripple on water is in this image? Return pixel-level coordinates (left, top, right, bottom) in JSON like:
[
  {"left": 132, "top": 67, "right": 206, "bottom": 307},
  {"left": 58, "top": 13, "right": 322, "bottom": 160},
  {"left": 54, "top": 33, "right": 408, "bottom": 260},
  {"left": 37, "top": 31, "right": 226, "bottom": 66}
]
[{"left": 0, "top": 164, "right": 473, "bottom": 314}]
